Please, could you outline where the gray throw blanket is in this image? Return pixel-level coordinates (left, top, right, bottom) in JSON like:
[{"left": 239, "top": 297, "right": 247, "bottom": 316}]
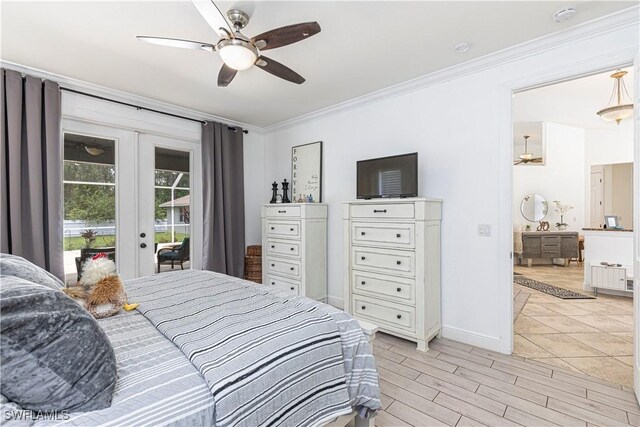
[{"left": 126, "top": 270, "right": 380, "bottom": 427}]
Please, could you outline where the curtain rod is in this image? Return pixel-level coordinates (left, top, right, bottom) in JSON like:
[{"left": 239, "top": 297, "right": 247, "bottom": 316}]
[{"left": 59, "top": 87, "right": 248, "bottom": 134}]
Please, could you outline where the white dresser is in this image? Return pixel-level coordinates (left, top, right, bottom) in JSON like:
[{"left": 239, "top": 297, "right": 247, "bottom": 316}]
[
  {"left": 343, "top": 198, "right": 442, "bottom": 351},
  {"left": 262, "top": 203, "right": 327, "bottom": 301}
]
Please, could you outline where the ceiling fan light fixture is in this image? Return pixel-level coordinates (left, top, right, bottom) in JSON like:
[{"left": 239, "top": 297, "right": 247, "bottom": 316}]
[
  {"left": 519, "top": 153, "right": 533, "bottom": 161},
  {"left": 85, "top": 146, "right": 105, "bottom": 156},
  {"left": 217, "top": 38, "right": 258, "bottom": 71},
  {"left": 597, "top": 70, "right": 634, "bottom": 125}
]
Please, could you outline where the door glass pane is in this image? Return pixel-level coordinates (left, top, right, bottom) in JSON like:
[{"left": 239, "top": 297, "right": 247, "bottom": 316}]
[
  {"left": 154, "top": 148, "right": 191, "bottom": 273},
  {"left": 63, "top": 133, "right": 116, "bottom": 284}
]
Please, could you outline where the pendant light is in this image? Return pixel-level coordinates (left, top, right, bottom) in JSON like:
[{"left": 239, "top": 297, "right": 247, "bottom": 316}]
[{"left": 596, "top": 70, "right": 634, "bottom": 125}]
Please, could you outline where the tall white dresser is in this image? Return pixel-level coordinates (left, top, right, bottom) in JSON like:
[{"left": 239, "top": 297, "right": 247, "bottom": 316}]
[
  {"left": 262, "top": 203, "right": 327, "bottom": 301},
  {"left": 343, "top": 198, "right": 442, "bottom": 351}
]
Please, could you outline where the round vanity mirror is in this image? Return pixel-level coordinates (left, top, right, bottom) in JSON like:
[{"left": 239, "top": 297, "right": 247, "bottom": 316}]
[{"left": 520, "top": 193, "right": 548, "bottom": 222}]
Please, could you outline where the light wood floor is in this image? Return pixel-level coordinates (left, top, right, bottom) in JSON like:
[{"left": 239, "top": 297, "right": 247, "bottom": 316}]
[{"left": 373, "top": 333, "right": 639, "bottom": 427}]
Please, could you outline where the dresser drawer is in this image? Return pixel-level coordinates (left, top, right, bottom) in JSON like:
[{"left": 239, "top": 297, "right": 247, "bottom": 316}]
[
  {"left": 350, "top": 203, "right": 414, "bottom": 219},
  {"left": 352, "top": 247, "right": 415, "bottom": 276},
  {"left": 266, "top": 239, "right": 300, "bottom": 258},
  {"left": 266, "top": 274, "right": 300, "bottom": 295},
  {"left": 264, "top": 206, "right": 301, "bottom": 218},
  {"left": 353, "top": 295, "right": 415, "bottom": 332},
  {"left": 267, "top": 258, "right": 301, "bottom": 278},
  {"left": 352, "top": 222, "right": 415, "bottom": 249},
  {"left": 353, "top": 270, "right": 414, "bottom": 303},
  {"left": 266, "top": 220, "right": 301, "bottom": 239}
]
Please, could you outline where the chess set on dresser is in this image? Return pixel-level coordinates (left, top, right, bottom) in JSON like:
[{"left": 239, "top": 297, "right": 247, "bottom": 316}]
[{"left": 262, "top": 152, "right": 442, "bottom": 351}]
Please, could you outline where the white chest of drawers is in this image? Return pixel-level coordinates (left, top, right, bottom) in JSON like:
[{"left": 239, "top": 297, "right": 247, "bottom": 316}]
[
  {"left": 262, "top": 203, "right": 327, "bottom": 301},
  {"left": 343, "top": 199, "right": 442, "bottom": 351}
]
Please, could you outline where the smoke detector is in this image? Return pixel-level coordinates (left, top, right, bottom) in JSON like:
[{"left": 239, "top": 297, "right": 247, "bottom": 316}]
[{"left": 553, "top": 7, "right": 577, "bottom": 23}]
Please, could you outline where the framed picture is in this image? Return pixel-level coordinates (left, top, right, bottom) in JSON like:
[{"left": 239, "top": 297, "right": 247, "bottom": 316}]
[{"left": 291, "top": 141, "right": 322, "bottom": 202}]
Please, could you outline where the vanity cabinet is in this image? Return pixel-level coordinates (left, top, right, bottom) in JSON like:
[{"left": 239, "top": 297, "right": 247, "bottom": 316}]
[
  {"left": 343, "top": 198, "right": 442, "bottom": 352},
  {"left": 518, "top": 232, "right": 579, "bottom": 267}
]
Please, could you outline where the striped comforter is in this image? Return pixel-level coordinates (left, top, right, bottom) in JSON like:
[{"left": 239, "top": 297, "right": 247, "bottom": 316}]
[{"left": 126, "top": 270, "right": 381, "bottom": 426}]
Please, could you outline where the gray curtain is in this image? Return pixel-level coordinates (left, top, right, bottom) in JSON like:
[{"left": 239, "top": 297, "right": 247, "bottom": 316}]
[
  {"left": 202, "top": 121, "right": 245, "bottom": 277},
  {"left": 1, "top": 69, "right": 64, "bottom": 280}
]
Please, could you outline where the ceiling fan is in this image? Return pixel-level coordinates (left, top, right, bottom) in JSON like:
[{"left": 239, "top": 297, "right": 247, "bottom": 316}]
[
  {"left": 513, "top": 135, "right": 543, "bottom": 165},
  {"left": 137, "top": 0, "right": 320, "bottom": 87}
]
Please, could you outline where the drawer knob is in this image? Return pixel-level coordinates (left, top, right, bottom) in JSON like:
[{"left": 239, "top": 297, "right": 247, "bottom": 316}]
[
  {"left": 290, "top": 247, "right": 294, "bottom": 251},
  {"left": 396, "top": 233, "right": 401, "bottom": 238},
  {"left": 278, "top": 210, "right": 286, "bottom": 213},
  {"left": 271, "top": 245, "right": 275, "bottom": 248},
  {"left": 290, "top": 287, "right": 295, "bottom": 291},
  {"left": 361, "top": 231, "right": 366, "bottom": 236},
  {"left": 396, "top": 314, "right": 402, "bottom": 319},
  {"left": 361, "top": 305, "right": 366, "bottom": 310},
  {"left": 373, "top": 209, "right": 387, "bottom": 213},
  {"left": 271, "top": 263, "right": 275, "bottom": 267},
  {"left": 290, "top": 228, "right": 294, "bottom": 231},
  {"left": 361, "top": 256, "right": 366, "bottom": 260},
  {"left": 271, "top": 281, "right": 275, "bottom": 285},
  {"left": 290, "top": 267, "right": 294, "bottom": 271},
  {"left": 396, "top": 287, "right": 401, "bottom": 292},
  {"left": 396, "top": 260, "right": 401, "bottom": 265},
  {"left": 361, "top": 281, "right": 366, "bottom": 285},
  {"left": 270, "top": 227, "right": 274, "bottom": 230}
]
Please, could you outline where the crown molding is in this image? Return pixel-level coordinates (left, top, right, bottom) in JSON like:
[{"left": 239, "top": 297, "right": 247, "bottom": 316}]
[
  {"left": 264, "top": 5, "right": 640, "bottom": 133},
  {"left": 0, "top": 60, "right": 264, "bottom": 134}
]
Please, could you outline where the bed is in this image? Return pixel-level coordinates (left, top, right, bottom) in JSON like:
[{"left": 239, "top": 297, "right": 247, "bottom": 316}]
[{"left": 3, "top": 268, "right": 380, "bottom": 427}]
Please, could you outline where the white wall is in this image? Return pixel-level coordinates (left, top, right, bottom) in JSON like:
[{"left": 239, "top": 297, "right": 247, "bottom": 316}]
[
  {"left": 513, "top": 122, "right": 585, "bottom": 232},
  {"left": 243, "top": 132, "right": 265, "bottom": 245},
  {"left": 247, "top": 23, "right": 638, "bottom": 352}
]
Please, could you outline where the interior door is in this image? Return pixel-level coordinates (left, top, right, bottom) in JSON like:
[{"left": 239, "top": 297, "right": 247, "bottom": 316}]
[
  {"left": 137, "top": 133, "right": 202, "bottom": 277},
  {"left": 590, "top": 170, "right": 604, "bottom": 228}
]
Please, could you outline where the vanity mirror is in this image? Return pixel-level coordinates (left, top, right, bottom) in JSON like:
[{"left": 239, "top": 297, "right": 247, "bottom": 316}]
[{"left": 521, "top": 193, "right": 548, "bottom": 222}]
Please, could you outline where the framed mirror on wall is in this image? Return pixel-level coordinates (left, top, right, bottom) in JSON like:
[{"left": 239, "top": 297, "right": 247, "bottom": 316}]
[
  {"left": 291, "top": 141, "right": 322, "bottom": 202},
  {"left": 520, "top": 193, "right": 548, "bottom": 222}
]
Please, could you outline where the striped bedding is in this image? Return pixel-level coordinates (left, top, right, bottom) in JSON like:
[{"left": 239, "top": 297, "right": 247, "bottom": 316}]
[
  {"left": 126, "top": 270, "right": 381, "bottom": 426},
  {"left": 5, "top": 269, "right": 380, "bottom": 426},
  {"left": 31, "top": 310, "right": 215, "bottom": 427}
]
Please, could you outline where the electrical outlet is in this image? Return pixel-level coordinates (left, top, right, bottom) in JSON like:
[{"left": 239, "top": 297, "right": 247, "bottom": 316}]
[{"left": 478, "top": 224, "right": 492, "bottom": 237}]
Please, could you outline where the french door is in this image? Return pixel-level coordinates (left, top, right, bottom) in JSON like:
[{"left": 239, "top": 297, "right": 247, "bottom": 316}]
[{"left": 61, "top": 119, "right": 202, "bottom": 282}]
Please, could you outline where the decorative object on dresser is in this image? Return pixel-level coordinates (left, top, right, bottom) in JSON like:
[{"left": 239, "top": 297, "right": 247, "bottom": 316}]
[
  {"left": 553, "top": 200, "right": 574, "bottom": 230},
  {"left": 536, "top": 221, "right": 550, "bottom": 232},
  {"left": 517, "top": 231, "right": 579, "bottom": 267},
  {"left": 343, "top": 198, "right": 442, "bottom": 352},
  {"left": 270, "top": 182, "right": 279, "bottom": 204},
  {"left": 292, "top": 141, "right": 322, "bottom": 203},
  {"left": 281, "top": 179, "right": 291, "bottom": 203},
  {"left": 262, "top": 203, "right": 327, "bottom": 300},
  {"left": 244, "top": 245, "right": 262, "bottom": 283}
]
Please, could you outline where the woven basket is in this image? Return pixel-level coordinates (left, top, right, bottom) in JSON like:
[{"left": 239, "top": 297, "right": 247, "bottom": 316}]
[
  {"left": 244, "top": 254, "right": 262, "bottom": 284},
  {"left": 246, "top": 245, "right": 262, "bottom": 256}
]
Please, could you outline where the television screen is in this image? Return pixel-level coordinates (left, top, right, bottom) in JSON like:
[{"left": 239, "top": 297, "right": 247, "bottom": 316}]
[{"left": 357, "top": 153, "right": 418, "bottom": 199}]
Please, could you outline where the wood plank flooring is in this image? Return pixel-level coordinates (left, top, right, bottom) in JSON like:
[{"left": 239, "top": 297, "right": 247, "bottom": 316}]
[{"left": 372, "top": 333, "right": 638, "bottom": 427}]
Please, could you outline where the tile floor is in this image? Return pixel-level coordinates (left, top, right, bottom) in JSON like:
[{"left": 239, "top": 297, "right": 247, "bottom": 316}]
[{"left": 513, "top": 264, "right": 634, "bottom": 387}]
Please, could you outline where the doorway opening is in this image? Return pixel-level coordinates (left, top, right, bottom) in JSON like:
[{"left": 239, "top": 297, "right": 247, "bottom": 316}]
[{"left": 511, "top": 67, "right": 635, "bottom": 387}]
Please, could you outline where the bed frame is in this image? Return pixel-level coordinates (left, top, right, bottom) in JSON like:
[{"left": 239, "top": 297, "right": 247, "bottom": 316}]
[{"left": 326, "top": 319, "right": 378, "bottom": 427}]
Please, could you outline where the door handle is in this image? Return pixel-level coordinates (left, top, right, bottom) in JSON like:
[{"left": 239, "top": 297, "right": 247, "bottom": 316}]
[{"left": 140, "top": 243, "right": 147, "bottom": 248}]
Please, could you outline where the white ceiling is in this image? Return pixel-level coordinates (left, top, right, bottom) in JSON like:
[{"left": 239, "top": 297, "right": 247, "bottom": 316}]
[
  {"left": 513, "top": 66, "right": 635, "bottom": 132},
  {"left": 1, "top": 1, "right": 636, "bottom": 127}
]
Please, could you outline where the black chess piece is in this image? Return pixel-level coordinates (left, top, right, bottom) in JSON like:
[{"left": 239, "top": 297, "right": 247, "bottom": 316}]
[
  {"left": 270, "top": 182, "right": 279, "bottom": 204},
  {"left": 281, "top": 179, "right": 290, "bottom": 203}
]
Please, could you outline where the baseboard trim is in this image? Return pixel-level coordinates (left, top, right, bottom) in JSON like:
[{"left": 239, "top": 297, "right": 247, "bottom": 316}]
[
  {"left": 327, "top": 296, "right": 344, "bottom": 310},
  {"left": 441, "top": 325, "right": 502, "bottom": 353}
]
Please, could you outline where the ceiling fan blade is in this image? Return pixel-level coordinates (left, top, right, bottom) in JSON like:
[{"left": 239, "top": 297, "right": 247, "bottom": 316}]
[
  {"left": 218, "top": 64, "right": 238, "bottom": 87},
  {"left": 191, "top": 0, "right": 233, "bottom": 38},
  {"left": 137, "top": 36, "right": 214, "bottom": 52},
  {"left": 514, "top": 160, "right": 523, "bottom": 165},
  {"left": 255, "top": 56, "right": 305, "bottom": 84},
  {"left": 532, "top": 158, "right": 543, "bottom": 163},
  {"left": 252, "top": 22, "right": 321, "bottom": 51}
]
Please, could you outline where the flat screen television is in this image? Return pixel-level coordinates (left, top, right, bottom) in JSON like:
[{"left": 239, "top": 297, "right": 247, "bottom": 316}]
[{"left": 357, "top": 153, "right": 418, "bottom": 199}]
